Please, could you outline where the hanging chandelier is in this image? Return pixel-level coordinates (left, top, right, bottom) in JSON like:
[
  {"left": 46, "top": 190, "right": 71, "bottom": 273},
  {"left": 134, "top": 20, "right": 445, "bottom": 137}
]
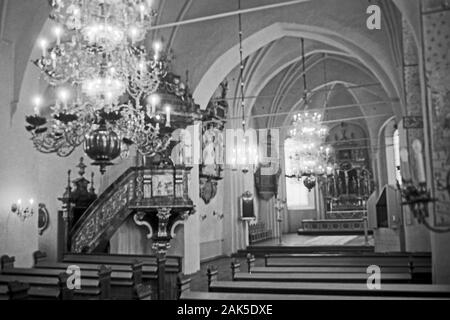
[
  {"left": 229, "top": 0, "right": 259, "bottom": 175},
  {"left": 25, "top": 0, "right": 203, "bottom": 173},
  {"left": 285, "top": 39, "right": 334, "bottom": 191},
  {"left": 285, "top": 111, "right": 333, "bottom": 175}
]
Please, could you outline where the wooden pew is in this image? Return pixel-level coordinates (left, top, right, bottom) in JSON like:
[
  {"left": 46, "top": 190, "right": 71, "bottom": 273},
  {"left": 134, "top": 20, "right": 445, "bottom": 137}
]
[
  {"left": 175, "top": 267, "right": 439, "bottom": 301},
  {"left": 134, "top": 283, "right": 153, "bottom": 300},
  {"left": 208, "top": 280, "right": 450, "bottom": 298},
  {"left": 180, "top": 291, "right": 447, "bottom": 300},
  {"left": 231, "top": 260, "right": 411, "bottom": 283},
  {"left": 62, "top": 252, "right": 181, "bottom": 299},
  {"left": 0, "top": 282, "right": 30, "bottom": 300},
  {"left": 233, "top": 272, "right": 412, "bottom": 284},
  {"left": 0, "top": 273, "right": 72, "bottom": 300},
  {"left": 264, "top": 253, "right": 431, "bottom": 267},
  {"left": 31, "top": 252, "right": 146, "bottom": 299},
  {"left": 209, "top": 264, "right": 449, "bottom": 299},
  {"left": 1, "top": 254, "right": 111, "bottom": 300},
  {"left": 261, "top": 253, "right": 432, "bottom": 283},
  {"left": 63, "top": 253, "right": 181, "bottom": 273}
]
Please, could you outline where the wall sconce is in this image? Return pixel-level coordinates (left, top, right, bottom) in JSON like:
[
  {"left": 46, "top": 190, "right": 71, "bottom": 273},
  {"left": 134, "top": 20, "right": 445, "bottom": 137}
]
[
  {"left": 398, "top": 140, "right": 450, "bottom": 233},
  {"left": 11, "top": 199, "right": 35, "bottom": 221}
]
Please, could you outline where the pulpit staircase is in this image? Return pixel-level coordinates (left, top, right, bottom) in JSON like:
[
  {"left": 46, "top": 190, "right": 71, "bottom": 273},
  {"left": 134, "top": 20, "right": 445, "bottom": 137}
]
[{"left": 65, "top": 166, "right": 194, "bottom": 254}]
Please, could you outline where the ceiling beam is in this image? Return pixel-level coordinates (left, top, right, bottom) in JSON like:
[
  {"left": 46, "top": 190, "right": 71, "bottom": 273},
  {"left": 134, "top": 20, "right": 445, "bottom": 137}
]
[{"left": 148, "top": 0, "right": 310, "bottom": 30}]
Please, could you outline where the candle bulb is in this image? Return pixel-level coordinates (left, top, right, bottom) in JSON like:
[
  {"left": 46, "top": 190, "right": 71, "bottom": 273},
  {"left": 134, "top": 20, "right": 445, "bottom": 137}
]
[
  {"left": 57, "top": 88, "right": 70, "bottom": 109},
  {"left": 139, "top": 4, "right": 145, "bottom": 22},
  {"left": 32, "top": 96, "right": 43, "bottom": 115},
  {"left": 165, "top": 105, "right": 171, "bottom": 127},
  {"left": 148, "top": 94, "right": 160, "bottom": 116},
  {"left": 153, "top": 41, "right": 162, "bottom": 60},
  {"left": 39, "top": 38, "right": 48, "bottom": 57},
  {"left": 53, "top": 25, "right": 63, "bottom": 46}
]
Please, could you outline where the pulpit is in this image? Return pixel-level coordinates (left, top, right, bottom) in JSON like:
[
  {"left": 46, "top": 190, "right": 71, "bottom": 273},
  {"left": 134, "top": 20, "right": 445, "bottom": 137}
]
[{"left": 130, "top": 165, "right": 195, "bottom": 299}]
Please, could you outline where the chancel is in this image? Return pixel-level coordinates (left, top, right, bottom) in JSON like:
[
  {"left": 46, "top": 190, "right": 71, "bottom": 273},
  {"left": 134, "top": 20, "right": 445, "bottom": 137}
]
[{"left": 1, "top": 0, "right": 450, "bottom": 302}]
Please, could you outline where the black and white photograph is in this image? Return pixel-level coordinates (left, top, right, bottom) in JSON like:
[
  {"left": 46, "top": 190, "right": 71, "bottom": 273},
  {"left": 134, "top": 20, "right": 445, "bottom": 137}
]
[{"left": 0, "top": 0, "right": 449, "bottom": 311}]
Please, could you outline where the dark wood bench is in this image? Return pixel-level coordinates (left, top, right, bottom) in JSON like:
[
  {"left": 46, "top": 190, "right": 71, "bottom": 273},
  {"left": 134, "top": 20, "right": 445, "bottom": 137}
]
[
  {"left": 179, "top": 267, "right": 448, "bottom": 301},
  {"left": 63, "top": 253, "right": 181, "bottom": 273},
  {"left": 180, "top": 291, "right": 446, "bottom": 300},
  {"left": 0, "top": 282, "right": 30, "bottom": 300},
  {"left": 233, "top": 272, "right": 412, "bottom": 284},
  {"left": 1, "top": 254, "right": 111, "bottom": 300},
  {"left": 231, "top": 260, "right": 411, "bottom": 283},
  {"left": 244, "top": 254, "right": 431, "bottom": 283},
  {"left": 207, "top": 267, "right": 450, "bottom": 299},
  {"left": 30, "top": 252, "right": 147, "bottom": 299},
  {"left": 261, "top": 253, "right": 432, "bottom": 283},
  {"left": 264, "top": 253, "right": 431, "bottom": 267},
  {"left": 61, "top": 252, "right": 181, "bottom": 299},
  {"left": 208, "top": 280, "right": 450, "bottom": 298},
  {"left": 0, "top": 274, "right": 72, "bottom": 300}
]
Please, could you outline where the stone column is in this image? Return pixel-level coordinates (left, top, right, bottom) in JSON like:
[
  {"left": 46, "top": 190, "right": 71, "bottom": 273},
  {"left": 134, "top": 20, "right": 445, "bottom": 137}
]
[
  {"left": 421, "top": 0, "right": 450, "bottom": 283},
  {"left": 402, "top": 17, "right": 425, "bottom": 184},
  {"left": 401, "top": 17, "right": 432, "bottom": 252}
]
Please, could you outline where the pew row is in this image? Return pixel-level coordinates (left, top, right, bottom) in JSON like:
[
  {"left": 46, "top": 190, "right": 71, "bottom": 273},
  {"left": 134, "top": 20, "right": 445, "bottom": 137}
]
[
  {"left": 264, "top": 253, "right": 431, "bottom": 267},
  {"left": 2, "top": 254, "right": 143, "bottom": 300},
  {"left": 177, "top": 271, "right": 448, "bottom": 301},
  {"left": 207, "top": 266, "right": 450, "bottom": 299},
  {"left": 60, "top": 252, "right": 181, "bottom": 299},
  {"left": 63, "top": 253, "right": 181, "bottom": 273},
  {"left": 0, "top": 273, "right": 73, "bottom": 300},
  {"left": 1, "top": 255, "right": 111, "bottom": 300},
  {"left": 245, "top": 254, "right": 431, "bottom": 283},
  {"left": 0, "top": 282, "right": 30, "bottom": 300},
  {"left": 231, "top": 259, "right": 412, "bottom": 283}
]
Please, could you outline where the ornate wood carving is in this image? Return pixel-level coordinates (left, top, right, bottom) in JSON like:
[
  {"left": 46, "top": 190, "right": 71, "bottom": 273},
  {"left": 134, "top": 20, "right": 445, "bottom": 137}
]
[
  {"left": 254, "top": 165, "right": 281, "bottom": 201},
  {"left": 403, "top": 116, "right": 424, "bottom": 129},
  {"left": 199, "top": 80, "right": 228, "bottom": 204},
  {"left": 67, "top": 165, "right": 194, "bottom": 254},
  {"left": 38, "top": 204, "right": 50, "bottom": 236},
  {"left": 324, "top": 122, "right": 374, "bottom": 218},
  {"left": 199, "top": 178, "right": 218, "bottom": 204}
]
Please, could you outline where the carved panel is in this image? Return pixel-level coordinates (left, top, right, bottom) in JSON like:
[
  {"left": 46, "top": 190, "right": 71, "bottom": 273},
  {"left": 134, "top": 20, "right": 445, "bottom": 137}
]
[{"left": 71, "top": 179, "right": 133, "bottom": 252}]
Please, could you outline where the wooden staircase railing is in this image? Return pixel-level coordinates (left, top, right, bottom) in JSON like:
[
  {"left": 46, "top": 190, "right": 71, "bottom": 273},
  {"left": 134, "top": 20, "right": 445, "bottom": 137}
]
[
  {"left": 69, "top": 167, "right": 137, "bottom": 253},
  {"left": 68, "top": 166, "right": 194, "bottom": 254}
]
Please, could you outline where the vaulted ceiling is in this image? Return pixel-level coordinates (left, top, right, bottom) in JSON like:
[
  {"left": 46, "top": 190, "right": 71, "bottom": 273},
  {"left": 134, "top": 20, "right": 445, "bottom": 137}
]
[{"left": 0, "top": 0, "right": 420, "bottom": 143}]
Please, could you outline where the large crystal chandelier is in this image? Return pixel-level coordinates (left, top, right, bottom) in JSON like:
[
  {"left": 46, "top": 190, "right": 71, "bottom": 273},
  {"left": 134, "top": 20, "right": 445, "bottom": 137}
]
[
  {"left": 285, "top": 111, "right": 333, "bottom": 178},
  {"left": 284, "top": 39, "right": 334, "bottom": 191},
  {"left": 25, "top": 0, "right": 202, "bottom": 173}
]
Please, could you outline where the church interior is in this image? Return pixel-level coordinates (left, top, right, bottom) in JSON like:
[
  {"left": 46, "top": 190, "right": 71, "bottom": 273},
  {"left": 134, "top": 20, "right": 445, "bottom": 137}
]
[{"left": 0, "top": 0, "right": 450, "bottom": 301}]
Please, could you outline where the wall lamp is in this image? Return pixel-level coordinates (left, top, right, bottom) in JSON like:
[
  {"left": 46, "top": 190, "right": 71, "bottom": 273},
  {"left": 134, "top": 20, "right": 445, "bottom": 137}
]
[
  {"left": 11, "top": 199, "right": 35, "bottom": 221},
  {"left": 398, "top": 140, "right": 450, "bottom": 233}
]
